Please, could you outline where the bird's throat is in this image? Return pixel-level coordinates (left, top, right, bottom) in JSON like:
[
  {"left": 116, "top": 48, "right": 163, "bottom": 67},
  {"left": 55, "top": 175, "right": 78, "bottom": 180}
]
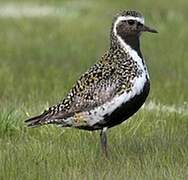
[{"left": 120, "top": 35, "right": 143, "bottom": 59}]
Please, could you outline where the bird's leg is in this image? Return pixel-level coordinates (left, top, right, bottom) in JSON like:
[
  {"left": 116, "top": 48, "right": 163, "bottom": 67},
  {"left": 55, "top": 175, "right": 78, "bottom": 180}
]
[{"left": 100, "top": 127, "right": 108, "bottom": 157}]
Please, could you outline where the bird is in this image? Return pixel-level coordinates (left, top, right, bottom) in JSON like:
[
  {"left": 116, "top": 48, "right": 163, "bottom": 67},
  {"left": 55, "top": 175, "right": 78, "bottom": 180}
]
[{"left": 25, "top": 10, "right": 157, "bottom": 157}]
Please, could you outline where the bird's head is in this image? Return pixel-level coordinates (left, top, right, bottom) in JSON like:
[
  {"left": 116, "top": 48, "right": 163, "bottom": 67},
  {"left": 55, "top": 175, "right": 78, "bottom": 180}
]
[{"left": 113, "top": 10, "right": 158, "bottom": 39}]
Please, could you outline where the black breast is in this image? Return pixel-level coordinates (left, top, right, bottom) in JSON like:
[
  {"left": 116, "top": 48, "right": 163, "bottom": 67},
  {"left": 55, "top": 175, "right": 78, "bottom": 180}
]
[
  {"left": 99, "top": 79, "right": 150, "bottom": 128},
  {"left": 77, "top": 79, "right": 150, "bottom": 131}
]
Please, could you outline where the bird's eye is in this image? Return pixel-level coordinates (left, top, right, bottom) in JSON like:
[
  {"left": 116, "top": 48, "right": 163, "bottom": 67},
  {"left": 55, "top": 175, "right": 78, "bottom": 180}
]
[
  {"left": 128, "top": 20, "right": 135, "bottom": 25},
  {"left": 137, "top": 22, "right": 143, "bottom": 27}
]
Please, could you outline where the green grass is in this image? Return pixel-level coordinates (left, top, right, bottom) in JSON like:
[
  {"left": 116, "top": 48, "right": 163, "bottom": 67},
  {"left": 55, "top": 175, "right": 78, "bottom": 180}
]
[{"left": 0, "top": 0, "right": 188, "bottom": 179}]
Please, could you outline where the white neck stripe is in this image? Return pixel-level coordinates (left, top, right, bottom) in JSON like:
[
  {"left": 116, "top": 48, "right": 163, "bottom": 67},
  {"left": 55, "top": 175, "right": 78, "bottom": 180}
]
[{"left": 112, "top": 16, "right": 147, "bottom": 76}]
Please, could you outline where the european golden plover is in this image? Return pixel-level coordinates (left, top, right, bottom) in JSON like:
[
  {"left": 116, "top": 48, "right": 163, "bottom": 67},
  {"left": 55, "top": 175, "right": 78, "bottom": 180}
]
[{"left": 25, "top": 10, "right": 157, "bottom": 156}]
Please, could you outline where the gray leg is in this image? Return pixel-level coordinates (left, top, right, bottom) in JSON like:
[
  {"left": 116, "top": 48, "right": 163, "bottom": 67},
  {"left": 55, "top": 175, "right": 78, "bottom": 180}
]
[{"left": 100, "top": 127, "right": 108, "bottom": 157}]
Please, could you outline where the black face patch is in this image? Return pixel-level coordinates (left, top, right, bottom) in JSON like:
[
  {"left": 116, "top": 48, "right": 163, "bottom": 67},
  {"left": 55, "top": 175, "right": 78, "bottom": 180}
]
[
  {"left": 115, "top": 20, "right": 142, "bottom": 53},
  {"left": 116, "top": 20, "right": 139, "bottom": 37}
]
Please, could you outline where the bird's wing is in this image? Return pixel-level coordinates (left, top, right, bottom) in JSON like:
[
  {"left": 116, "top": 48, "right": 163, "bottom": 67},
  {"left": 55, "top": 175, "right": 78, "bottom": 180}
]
[{"left": 25, "top": 55, "right": 121, "bottom": 127}]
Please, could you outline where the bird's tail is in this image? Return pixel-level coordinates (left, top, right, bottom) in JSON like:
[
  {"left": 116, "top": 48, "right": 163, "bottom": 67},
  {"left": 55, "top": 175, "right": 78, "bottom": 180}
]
[{"left": 25, "top": 110, "right": 53, "bottom": 127}]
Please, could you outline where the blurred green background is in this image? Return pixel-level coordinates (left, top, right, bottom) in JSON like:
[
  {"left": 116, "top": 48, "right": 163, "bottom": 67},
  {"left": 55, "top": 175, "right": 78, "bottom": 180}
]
[{"left": 0, "top": 0, "right": 187, "bottom": 179}]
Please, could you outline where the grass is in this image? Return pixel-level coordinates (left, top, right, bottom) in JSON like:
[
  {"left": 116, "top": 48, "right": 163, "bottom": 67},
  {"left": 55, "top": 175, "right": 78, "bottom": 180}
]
[{"left": 0, "top": 0, "right": 187, "bottom": 179}]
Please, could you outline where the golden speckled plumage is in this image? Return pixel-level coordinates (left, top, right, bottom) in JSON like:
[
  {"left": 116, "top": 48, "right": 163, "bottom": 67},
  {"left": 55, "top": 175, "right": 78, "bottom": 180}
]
[{"left": 45, "top": 45, "right": 142, "bottom": 122}]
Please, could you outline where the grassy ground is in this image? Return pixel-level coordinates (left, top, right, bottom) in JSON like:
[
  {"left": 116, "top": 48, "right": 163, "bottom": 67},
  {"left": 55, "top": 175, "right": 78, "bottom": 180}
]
[{"left": 0, "top": 0, "right": 187, "bottom": 179}]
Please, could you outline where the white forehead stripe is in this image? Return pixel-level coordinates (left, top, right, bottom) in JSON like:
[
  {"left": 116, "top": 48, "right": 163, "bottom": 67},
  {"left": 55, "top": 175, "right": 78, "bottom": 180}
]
[
  {"left": 113, "top": 16, "right": 144, "bottom": 36},
  {"left": 121, "top": 16, "right": 144, "bottom": 24}
]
